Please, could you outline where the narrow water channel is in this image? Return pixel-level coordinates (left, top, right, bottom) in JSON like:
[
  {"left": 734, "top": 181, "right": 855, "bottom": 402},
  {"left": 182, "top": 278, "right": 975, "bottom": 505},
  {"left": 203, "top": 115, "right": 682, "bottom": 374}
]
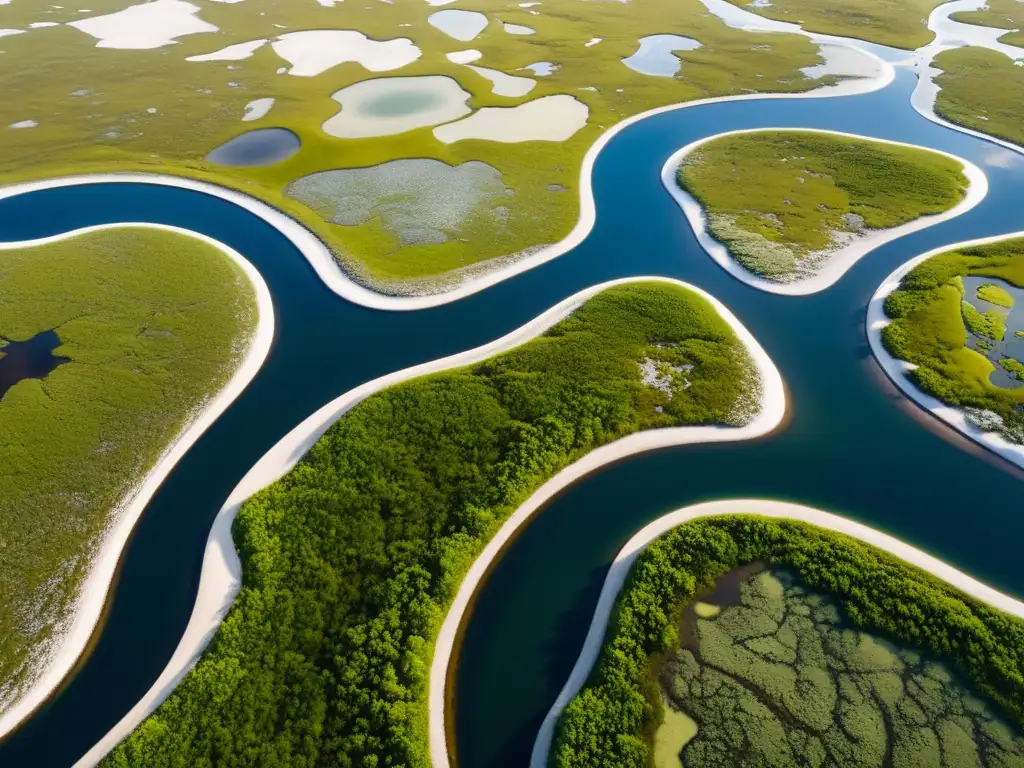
[{"left": 0, "top": 69, "right": 1021, "bottom": 767}]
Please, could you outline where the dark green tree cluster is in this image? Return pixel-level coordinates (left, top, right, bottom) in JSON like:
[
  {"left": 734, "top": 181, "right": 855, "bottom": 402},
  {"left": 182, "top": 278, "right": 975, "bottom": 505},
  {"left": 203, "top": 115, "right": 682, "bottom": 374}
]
[
  {"left": 552, "top": 516, "right": 1024, "bottom": 767},
  {"left": 882, "top": 238, "right": 1024, "bottom": 443},
  {"left": 103, "top": 282, "right": 757, "bottom": 768}
]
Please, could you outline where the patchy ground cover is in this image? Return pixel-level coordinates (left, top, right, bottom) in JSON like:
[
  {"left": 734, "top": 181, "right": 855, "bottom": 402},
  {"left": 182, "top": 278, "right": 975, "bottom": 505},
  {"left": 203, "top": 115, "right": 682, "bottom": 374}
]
[
  {"left": 933, "top": 47, "right": 1024, "bottom": 149},
  {"left": 0, "top": 0, "right": 856, "bottom": 294},
  {"left": 552, "top": 516, "right": 1024, "bottom": 767},
  {"left": 101, "top": 282, "right": 760, "bottom": 767},
  {"left": 0, "top": 227, "right": 256, "bottom": 720},
  {"left": 660, "top": 567, "right": 1024, "bottom": 767},
  {"left": 881, "top": 237, "right": 1024, "bottom": 444},
  {"left": 950, "top": 0, "right": 1024, "bottom": 47},
  {"left": 722, "top": 0, "right": 944, "bottom": 49},
  {"left": 676, "top": 130, "right": 969, "bottom": 283}
]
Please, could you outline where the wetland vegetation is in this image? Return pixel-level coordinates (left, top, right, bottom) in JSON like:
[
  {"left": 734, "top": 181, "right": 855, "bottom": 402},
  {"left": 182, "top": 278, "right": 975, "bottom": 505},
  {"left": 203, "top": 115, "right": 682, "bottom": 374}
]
[
  {"left": 0, "top": 0, "right": 859, "bottom": 294},
  {"left": 934, "top": 47, "right": 1024, "bottom": 150},
  {"left": 0, "top": 227, "right": 255, "bottom": 720},
  {"left": 101, "top": 282, "right": 760, "bottom": 767},
  {"left": 881, "top": 237, "right": 1024, "bottom": 443},
  {"left": 677, "top": 130, "right": 969, "bottom": 283},
  {"left": 552, "top": 516, "right": 1024, "bottom": 767}
]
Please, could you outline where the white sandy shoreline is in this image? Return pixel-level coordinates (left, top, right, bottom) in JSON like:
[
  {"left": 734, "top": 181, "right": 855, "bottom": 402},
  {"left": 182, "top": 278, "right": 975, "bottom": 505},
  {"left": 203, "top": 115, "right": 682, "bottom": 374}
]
[
  {"left": 662, "top": 127, "right": 988, "bottom": 295},
  {"left": 0, "top": 223, "right": 275, "bottom": 741},
  {"left": 867, "top": 232, "right": 1024, "bottom": 471},
  {"left": 530, "top": 498, "right": 1024, "bottom": 767},
  {"left": 0, "top": 20, "right": 894, "bottom": 313},
  {"left": 73, "top": 275, "right": 786, "bottom": 767}
]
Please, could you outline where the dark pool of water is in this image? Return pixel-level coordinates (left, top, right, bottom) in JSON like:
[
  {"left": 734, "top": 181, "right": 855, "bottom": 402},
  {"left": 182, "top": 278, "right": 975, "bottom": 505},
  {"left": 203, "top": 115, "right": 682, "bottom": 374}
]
[
  {"left": 0, "top": 329, "right": 70, "bottom": 400},
  {"left": 0, "top": 68, "right": 1022, "bottom": 767},
  {"left": 205, "top": 127, "right": 301, "bottom": 168}
]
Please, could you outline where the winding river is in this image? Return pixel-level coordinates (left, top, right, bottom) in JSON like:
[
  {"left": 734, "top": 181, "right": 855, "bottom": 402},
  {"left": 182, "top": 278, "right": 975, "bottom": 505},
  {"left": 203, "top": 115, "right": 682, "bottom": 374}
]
[{"left": 1, "top": 67, "right": 1023, "bottom": 767}]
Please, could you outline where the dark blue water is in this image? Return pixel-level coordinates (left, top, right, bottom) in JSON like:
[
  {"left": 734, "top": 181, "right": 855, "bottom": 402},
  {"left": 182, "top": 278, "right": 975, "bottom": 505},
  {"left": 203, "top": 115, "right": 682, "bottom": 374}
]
[
  {"left": 0, "top": 330, "right": 69, "bottom": 401},
  {"left": 0, "top": 70, "right": 1021, "bottom": 767},
  {"left": 205, "top": 127, "right": 301, "bottom": 167}
]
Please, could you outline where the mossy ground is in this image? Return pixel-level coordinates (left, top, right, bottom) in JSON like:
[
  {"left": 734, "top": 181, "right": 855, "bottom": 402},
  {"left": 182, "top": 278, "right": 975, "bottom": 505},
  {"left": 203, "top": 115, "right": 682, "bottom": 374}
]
[
  {"left": 882, "top": 237, "right": 1024, "bottom": 444},
  {"left": 677, "top": 130, "right": 968, "bottom": 282},
  {"left": 661, "top": 567, "right": 1024, "bottom": 767},
  {"left": 0, "top": 228, "right": 256, "bottom": 717},
  {"left": 723, "top": 0, "right": 943, "bottom": 49},
  {"left": 0, "top": 0, "right": 842, "bottom": 291},
  {"left": 933, "top": 47, "right": 1024, "bottom": 150}
]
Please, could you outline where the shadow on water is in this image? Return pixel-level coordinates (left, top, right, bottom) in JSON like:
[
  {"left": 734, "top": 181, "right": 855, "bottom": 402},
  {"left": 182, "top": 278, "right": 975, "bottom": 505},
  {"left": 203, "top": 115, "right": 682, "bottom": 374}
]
[
  {"left": 0, "top": 329, "right": 70, "bottom": 400},
  {"left": 0, "top": 68, "right": 1022, "bottom": 767}
]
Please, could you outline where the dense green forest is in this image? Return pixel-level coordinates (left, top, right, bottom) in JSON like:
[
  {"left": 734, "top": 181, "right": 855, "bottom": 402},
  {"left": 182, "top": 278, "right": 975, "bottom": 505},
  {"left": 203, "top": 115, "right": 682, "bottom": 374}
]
[
  {"left": 552, "top": 516, "right": 1024, "bottom": 767},
  {"left": 882, "top": 238, "right": 1024, "bottom": 444},
  {"left": 104, "top": 282, "right": 759, "bottom": 767},
  {"left": 0, "top": 227, "right": 255, "bottom": 718}
]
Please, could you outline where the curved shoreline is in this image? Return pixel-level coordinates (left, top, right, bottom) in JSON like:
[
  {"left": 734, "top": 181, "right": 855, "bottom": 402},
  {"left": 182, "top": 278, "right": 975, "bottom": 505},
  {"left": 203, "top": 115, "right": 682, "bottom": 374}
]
[
  {"left": 529, "top": 498, "right": 1024, "bottom": 767},
  {"left": 661, "top": 127, "right": 988, "bottom": 295},
  {"left": 867, "top": 232, "right": 1024, "bottom": 471},
  {"left": 72, "top": 276, "right": 786, "bottom": 767},
  {"left": 0, "top": 223, "right": 275, "bottom": 742},
  {"left": 0, "top": 35, "right": 893, "bottom": 313}
]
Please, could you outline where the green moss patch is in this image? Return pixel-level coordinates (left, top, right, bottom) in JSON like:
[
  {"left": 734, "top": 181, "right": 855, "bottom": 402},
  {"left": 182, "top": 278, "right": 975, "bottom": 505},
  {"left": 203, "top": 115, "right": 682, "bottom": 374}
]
[
  {"left": 0, "top": 228, "right": 256, "bottom": 713},
  {"left": 552, "top": 516, "right": 1024, "bottom": 767},
  {"left": 934, "top": 47, "right": 1024, "bottom": 149},
  {"left": 881, "top": 238, "right": 1024, "bottom": 444},
  {"left": 677, "top": 131, "right": 968, "bottom": 282}
]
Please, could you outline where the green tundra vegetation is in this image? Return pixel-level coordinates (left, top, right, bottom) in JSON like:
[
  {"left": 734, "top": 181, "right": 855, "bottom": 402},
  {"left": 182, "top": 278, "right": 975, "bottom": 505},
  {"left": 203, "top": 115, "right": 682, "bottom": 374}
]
[
  {"left": 0, "top": 0, "right": 848, "bottom": 294},
  {"left": 551, "top": 516, "right": 1024, "bottom": 768},
  {"left": 0, "top": 227, "right": 255, "bottom": 720},
  {"left": 102, "top": 282, "right": 760, "bottom": 768},
  {"left": 881, "top": 237, "right": 1024, "bottom": 444},
  {"left": 978, "top": 282, "right": 1016, "bottom": 308},
  {"left": 950, "top": 0, "right": 1024, "bottom": 47},
  {"left": 933, "top": 48, "right": 1024, "bottom": 149},
  {"left": 676, "top": 130, "right": 968, "bottom": 282},
  {"left": 661, "top": 567, "right": 1024, "bottom": 767},
  {"left": 724, "top": 0, "right": 944, "bottom": 49}
]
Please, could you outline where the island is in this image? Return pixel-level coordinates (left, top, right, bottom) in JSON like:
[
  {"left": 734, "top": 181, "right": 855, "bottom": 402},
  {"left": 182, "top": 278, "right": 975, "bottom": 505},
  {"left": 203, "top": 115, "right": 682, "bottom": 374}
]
[
  {"left": 934, "top": 47, "right": 1024, "bottom": 150},
  {"left": 870, "top": 235, "right": 1024, "bottom": 466},
  {"left": 0, "top": 226, "right": 261, "bottom": 730},
  {"left": 0, "top": 0, "right": 878, "bottom": 300},
  {"left": 99, "top": 281, "right": 769, "bottom": 767},
  {"left": 550, "top": 512, "right": 1024, "bottom": 767},
  {"left": 669, "top": 129, "right": 974, "bottom": 290}
]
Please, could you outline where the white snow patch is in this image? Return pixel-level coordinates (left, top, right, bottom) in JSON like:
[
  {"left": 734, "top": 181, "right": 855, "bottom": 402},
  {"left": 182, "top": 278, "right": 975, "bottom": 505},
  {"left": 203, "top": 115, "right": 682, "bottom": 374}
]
[
  {"left": 428, "top": 9, "right": 488, "bottom": 41},
  {"left": 186, "top": 38, "right": 266, "bottom": 62},
  {"left": 271, "top": 30, "right": 420, "bottom": 76},
  {"left": 504, "top": 22, "right": 534, "bottom": 34},
  {"left": 434, "top": 93, "right": 588, "bottom": 143},
  {"left": 9, "top": 120, "right": 37, "bottom": 129},
  {"left": 242, "top": 97, "right": 275, "bottom": 122},
  {"left": 68, "top": 0, "right": 218, "bottom": 49},
  {"left": 466, "top": 64, "right": 536, "bottom": 96},
  {"left": 446, "top": 48, "right": 481, "bottom": 63}
]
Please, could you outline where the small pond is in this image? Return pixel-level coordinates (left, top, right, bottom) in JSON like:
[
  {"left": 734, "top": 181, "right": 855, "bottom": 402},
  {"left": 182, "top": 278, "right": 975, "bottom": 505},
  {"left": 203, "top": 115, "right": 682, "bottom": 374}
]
[
  {"left": 519, "top": 61, "right": 558, "bottom": 76},
  {"left": 622, "top": 34, "right": 701, "bottom": 77},
  {"left": 0, "top": 329, "right": 70, "bottom": 401},
  {"left": 322, "top": 76, "right": 471, "bottom": 139},
  {"left": 428, "top": 9, "right": 489, "bottom": 41},
  {"left": 962, "top": 275, "right": 1024, "bottom": 389},
  {"left": 205, "top": 127, "right": 300, "bottom": 167}
]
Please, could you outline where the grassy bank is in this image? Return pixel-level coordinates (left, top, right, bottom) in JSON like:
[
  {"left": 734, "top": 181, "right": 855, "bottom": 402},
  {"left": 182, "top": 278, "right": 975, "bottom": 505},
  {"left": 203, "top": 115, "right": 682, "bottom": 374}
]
[
  {"left": 551, "top": 516, "right": 1024, "bottom": 767},
  {"left": 677, "top": 130, "right": 968, "bottom": 282},
  {"left": 723, "top": 0, "right": 943, "bottom": 49},
  {"left": 0, "top": 228, "right": 256, "bottom": 719},
  {"left": 101, "top": 282, "right": 760, "bottom": 768},
  {"left": 0, "top": 0, "right": 846, "bottom": 294},
  {"left": 881, "top": 237, "right": 1024, "bottom": 444},
  {"left": 934, "top": 47, "right": 1024, "bottom": 149},
  {"left": 950, "top": 0, "right": 1024, "bottom": 47}
]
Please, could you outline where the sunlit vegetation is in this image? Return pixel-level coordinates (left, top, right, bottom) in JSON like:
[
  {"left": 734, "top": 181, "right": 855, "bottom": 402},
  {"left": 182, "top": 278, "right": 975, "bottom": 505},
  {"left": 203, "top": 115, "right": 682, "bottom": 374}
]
[
  {"left": 663, "top": 567, "right": 1024, "bottom": 767},
  {"left": 102, "top": 282, "right": 760, "bottom": 767},
  {"left": 552, "top": 516, "right": 1024, "bottom": 767},
  {"left": 934, "top": 47, "right": 1024, "bottom": 149},
  {"left": 978, "top": 282, "right": 1016, "bottom": 308},
  {"left": 881, "top": 238, "right": 1024, "bottom": 444},
  {"left": 950, "top": 0, "right": 1024, "bottom": 47},
  {"left": 0, "top": 0, "right": 848, "bottom": 292},
  {"left": 1002, "top": 358, "right": 1024, "bottom": 381},
  {"left": 0, "top": 228, "right": 255, "bottom": 718},
  {"left": 677, "top": 131, "right": 968, "bottom": 282},
  {"left": 724, "top": 0, "right": 944, "bottom": 49}
]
